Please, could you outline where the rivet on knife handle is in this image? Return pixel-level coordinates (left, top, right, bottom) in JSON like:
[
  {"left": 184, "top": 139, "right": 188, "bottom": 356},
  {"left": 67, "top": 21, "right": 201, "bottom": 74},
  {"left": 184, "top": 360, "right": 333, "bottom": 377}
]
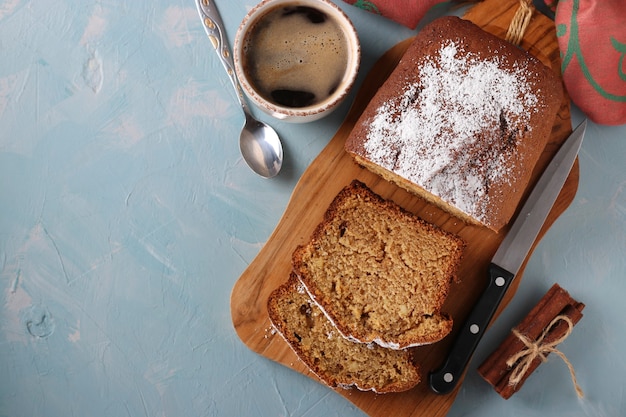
[{"left": 429, "top": 263, "right": 514, "bottom": 394}]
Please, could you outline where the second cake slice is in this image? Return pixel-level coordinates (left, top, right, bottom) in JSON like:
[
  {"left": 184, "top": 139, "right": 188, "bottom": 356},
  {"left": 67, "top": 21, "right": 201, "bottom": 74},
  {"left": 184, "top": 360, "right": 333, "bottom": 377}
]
[
  {"left": 293, "top": 180, "right": 464, "bottom": 349},
  {"left": 268, "top": 273, "right": 422, "bottom": 393}
]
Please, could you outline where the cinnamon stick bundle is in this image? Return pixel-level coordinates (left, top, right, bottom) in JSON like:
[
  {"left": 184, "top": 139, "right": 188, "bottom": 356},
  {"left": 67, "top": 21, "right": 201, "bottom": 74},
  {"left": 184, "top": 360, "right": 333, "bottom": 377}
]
[{"left": 478, "top": 283, "right": 584, "bottom": 399}]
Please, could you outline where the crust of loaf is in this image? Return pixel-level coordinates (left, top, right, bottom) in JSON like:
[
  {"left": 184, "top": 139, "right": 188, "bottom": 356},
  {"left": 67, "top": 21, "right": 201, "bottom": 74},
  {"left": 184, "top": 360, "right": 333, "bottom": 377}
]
[
  {"left": 292, "top": 180, "right": 464, "bottom": 349},
  {"left": 345, "top": 16, "right": 563, "bottom": 232},
  {"left": 267, "top": 273, "right": 422, "bottom": 393}
]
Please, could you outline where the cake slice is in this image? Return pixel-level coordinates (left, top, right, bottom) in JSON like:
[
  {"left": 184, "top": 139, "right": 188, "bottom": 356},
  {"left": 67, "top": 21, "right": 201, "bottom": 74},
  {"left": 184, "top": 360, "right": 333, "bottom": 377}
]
[
  {"left": 268, "top": 274, "right": 421, "bottom": 393},
  {"left": 292, "top": 180, "right": 464, "bottom": 349},
  {"left": 345, "top": 16, "right": 563, "bottom": 232}
]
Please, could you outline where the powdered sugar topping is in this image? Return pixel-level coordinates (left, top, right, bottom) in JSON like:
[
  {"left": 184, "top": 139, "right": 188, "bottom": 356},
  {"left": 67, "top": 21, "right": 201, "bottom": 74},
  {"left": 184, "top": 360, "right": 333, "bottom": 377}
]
[{"left": 363, "top": 42, "right": 539, "bottom": 223}]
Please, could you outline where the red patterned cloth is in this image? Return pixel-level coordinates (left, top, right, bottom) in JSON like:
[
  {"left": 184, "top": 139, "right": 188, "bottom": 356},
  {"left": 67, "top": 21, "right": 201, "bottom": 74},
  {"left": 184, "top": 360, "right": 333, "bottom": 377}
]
[
  {"left": 342, "top": 0, "right": 445, "bottom": 29},
  {"left": 343, "top": 0, "right": 626, "bottom": 125},
  {"left": 549, "top": 0, "right": 626, "bottom": 125}
]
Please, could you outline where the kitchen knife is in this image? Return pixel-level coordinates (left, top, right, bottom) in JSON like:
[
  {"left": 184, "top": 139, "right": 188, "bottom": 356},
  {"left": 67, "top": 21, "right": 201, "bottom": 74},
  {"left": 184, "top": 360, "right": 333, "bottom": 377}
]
[{"left": 429, "top": 119, "right": 587, "bottom": 394}]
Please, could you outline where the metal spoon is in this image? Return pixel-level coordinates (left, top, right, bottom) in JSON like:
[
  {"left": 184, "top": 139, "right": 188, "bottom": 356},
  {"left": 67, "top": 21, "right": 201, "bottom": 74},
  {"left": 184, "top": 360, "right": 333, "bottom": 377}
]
[{"left": 196, "top": 0, "right": 283, "bottom": 178}]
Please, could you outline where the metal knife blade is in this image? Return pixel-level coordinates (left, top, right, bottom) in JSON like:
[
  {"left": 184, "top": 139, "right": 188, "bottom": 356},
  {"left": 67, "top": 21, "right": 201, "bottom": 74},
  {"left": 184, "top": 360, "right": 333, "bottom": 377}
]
[{"left": 429, "top": 119, "right": 587, "bottom": 395}]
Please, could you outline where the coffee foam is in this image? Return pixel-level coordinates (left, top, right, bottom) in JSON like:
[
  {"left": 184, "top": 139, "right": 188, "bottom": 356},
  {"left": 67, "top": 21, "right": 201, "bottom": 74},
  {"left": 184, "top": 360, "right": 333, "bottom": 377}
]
[{"left": 243, "top": 5, "right": 349, "bottom": 107}]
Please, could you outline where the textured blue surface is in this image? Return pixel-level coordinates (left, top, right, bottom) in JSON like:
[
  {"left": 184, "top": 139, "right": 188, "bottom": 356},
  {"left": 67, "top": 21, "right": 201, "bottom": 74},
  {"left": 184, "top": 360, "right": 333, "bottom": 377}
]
[{"left": 1, "top": 1, "right": 625, "bottom": 416}]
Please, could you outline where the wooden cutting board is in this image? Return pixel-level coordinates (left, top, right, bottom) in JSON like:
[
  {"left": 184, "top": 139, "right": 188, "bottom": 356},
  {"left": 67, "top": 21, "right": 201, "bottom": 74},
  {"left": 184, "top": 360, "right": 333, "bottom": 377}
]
[{"left": 231, "top": 0, "right": 576, "bottom": 415}]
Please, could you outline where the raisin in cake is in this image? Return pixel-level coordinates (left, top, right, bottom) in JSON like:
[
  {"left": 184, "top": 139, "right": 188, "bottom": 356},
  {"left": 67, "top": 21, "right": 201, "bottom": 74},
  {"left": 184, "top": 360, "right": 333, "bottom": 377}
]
[
  {"left": 292, "top": 180, "right": 464, "bottom": 349},
  {"left": 268, "top": 274, "right": 421, "bottom": 393},
  {"left": 345, "top": 16, "right": 563, "bottom": 232}
]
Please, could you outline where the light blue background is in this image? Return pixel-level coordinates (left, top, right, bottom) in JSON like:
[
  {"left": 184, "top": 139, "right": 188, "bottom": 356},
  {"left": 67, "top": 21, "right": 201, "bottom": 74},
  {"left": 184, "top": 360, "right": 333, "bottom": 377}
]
[{"left": 1, "top": 1, "right": 625, "bottom": 416}]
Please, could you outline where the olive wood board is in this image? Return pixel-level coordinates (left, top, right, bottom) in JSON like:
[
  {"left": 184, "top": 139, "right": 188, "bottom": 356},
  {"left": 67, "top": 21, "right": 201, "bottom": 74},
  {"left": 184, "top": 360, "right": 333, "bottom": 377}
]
[{"left": 231, "top": 0, "right": 576, "bottom": 415}]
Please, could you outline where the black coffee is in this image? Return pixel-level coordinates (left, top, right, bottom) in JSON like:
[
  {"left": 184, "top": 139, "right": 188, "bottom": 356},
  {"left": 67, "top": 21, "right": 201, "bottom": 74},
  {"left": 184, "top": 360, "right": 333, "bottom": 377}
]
[{"left": 242, "top": 5, "right": 349, "bottom": 108}]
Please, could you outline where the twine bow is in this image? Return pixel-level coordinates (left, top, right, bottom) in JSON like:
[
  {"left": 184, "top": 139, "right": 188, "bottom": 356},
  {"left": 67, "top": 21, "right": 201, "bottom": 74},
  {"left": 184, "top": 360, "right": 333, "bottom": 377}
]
[{"left": 506, "top": 315, "right": 584, "bottom": 398}]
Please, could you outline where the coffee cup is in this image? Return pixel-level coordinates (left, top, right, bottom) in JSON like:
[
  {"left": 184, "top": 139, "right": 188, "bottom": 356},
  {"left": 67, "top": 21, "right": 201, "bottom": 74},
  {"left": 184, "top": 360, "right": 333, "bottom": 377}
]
[{"left": 233, "top": 0, "right": 360, "bottom": 123}]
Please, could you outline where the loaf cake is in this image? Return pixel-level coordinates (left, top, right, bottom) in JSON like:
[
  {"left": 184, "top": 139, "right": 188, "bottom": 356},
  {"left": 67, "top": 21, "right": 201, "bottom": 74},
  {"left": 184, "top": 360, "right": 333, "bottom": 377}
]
[
  {"left": 292, "top": 180, "right": 464, "bottom": 349},
  {"left": 268, "top": 274, "right": 421, "bottom": 393},
  {"left": 345, "top": 16, "right": 563, "bottom": 232}
]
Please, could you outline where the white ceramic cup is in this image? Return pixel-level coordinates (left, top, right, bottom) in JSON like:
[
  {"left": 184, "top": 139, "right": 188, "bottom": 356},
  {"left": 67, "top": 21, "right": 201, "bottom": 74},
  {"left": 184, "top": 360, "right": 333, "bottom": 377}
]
[{"left": 233, "top": 0, "right": 360, "bottom": 123}]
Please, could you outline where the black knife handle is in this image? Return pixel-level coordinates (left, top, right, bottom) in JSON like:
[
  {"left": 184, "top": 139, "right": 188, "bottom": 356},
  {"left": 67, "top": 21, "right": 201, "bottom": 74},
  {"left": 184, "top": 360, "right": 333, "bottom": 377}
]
[{"left": 429, "top": 263, "right": 515, "bottom": 394}]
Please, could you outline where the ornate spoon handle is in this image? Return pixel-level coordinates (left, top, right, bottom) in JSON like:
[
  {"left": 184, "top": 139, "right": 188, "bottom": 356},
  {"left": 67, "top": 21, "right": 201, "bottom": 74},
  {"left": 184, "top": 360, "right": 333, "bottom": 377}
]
[{"left": 195, "top": 0, "right": 249, "bottom": 113}]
